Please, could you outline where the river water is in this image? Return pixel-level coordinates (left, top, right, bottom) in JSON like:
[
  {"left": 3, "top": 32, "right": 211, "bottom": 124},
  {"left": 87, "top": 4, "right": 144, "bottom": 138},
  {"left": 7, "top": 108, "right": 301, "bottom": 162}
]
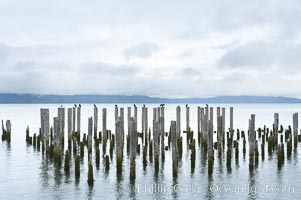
[{"left": 0, "top": 103, "right": 300, "bottom": 199}]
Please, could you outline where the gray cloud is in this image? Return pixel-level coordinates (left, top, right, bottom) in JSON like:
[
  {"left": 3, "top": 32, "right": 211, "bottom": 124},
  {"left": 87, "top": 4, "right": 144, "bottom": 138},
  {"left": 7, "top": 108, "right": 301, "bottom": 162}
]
[
  {"left": 218, "top": 42, "right": 301, "bottom": 70},
  {"left": 79, "top": 62, "right": 139, "bottom": 76},
  {"left": 123, "top": 43, "right": 159, "bottom": 59}
]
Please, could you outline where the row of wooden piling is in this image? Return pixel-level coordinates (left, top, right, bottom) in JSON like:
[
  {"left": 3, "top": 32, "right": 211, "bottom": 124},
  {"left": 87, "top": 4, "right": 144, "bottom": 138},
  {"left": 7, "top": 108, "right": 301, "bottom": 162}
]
[{"left": 21, "top": 104, "right": 301, "bottom": 186}]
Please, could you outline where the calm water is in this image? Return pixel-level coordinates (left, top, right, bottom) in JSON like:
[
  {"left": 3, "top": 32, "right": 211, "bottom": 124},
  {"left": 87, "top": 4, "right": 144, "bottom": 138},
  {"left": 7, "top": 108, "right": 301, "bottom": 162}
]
[{"left": 0, "top": 103, "right": 301, "bottom": 200}]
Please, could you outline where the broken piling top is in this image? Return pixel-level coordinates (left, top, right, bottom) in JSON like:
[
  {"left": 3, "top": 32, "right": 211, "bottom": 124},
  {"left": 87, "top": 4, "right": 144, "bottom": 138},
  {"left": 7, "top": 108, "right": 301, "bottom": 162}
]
[
  {"left": 5, "top": 120, "right": 11, "bottom": 133},
  {"left": 176, "top": 106, "right": 181, "bottom": 138},
  {"left": 40, "top": 108, "right": 49, "bottom": 142},
  {"left": 115, "top": 105, "right": 119, "bottom": 123},
  {"left": 88, "top": 117, "right": 93, "bottom": 152},
  {"left": 67, "top": 108, "right": 73, "bottom": 140},
  {"left": 274, "top": 113, "right": 279, "bottom": 131}
]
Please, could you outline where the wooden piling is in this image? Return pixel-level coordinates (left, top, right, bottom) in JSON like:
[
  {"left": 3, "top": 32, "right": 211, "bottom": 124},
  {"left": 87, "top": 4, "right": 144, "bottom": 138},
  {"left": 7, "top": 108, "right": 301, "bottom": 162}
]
[
  {"left": 186, "top": 105, "right": 190, "bottom": 133},
  {"left": 293, "top": 113, "right": 298, "bottom": 149},
  {"left": 171, "top": 121, "right": 178, "bottom": 177},
  {"left": 58, "top": 107, "right": 65, "bottom": 149},
  {"left": 94, "top": 105, "right": 98, "bottom": 139},
  {"left": 67, "top": 108, "right": 72, "bottom": 151},
  {"left": 176, "top": 106, "right": 181, "bottom": 139},
  {"left": 230, "top": 107, "right": 233, "bottom": 135},
  {"left": 208, "top": 119, "right": 214, "bottom": 174},
  {"left": 40, "top": 109, "right": 50, "bottom": 151},
  {"left": 87, "top": 155, "right": 94, "bottom": 186},
  {"left": 88, "top": 117, "right": 93, "bottom": 154},
  {"left": 154, "top": 120, "right": 160, "bottom": 171},
  {"left": 116, "top": 117, "right": 123, "bottom": 174},
  {"left": 249, "top": 114, "right": 255, "bottom": 171},
  {"left": 134, "top": 105, "right": 138, "bottom": 134},
  {"left": 102, "top": 108, "right": 107, "bottom": 152},
  {"left": 130, "top": 117, "right": 137, "bottom": 180},
  {"left": 72, "top": 107, "right": 76, "bottom": 135},
  {"left": 77, "top": 106, "right": 81, "bottom": 135},
  {"left": 127, "top": 107, "right": 131, "bottom": 137}
]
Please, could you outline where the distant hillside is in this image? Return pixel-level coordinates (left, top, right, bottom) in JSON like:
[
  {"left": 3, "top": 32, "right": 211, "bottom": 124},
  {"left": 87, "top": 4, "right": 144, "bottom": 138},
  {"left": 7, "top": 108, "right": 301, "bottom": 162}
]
[{"left": 0, "top": 93, "right": 300, "bottom": 103}]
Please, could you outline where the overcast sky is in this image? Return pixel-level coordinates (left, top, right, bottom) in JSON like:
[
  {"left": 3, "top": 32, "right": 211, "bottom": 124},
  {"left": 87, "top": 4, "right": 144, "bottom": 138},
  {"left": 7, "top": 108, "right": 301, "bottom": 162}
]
[{"left": 0, "top": 0, "right": 301, "bottom": 98}]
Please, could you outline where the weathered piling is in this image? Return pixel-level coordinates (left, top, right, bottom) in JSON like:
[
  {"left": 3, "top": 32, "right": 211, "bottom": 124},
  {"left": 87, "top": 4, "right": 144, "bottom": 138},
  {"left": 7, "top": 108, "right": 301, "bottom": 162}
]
[
  {"left": 217, "top": 115, "right": 222, "bottom": 156},
  {"left": 208, "top": 119, "right": 214, "bottom": 174},
  {"left": 75, "top": 154, "right": 80, "bottom": 179},
  {"left": 94, "top": 105, "right": 98, "bottom": 139},
  {"left": 102, "top": 108, "right": 107, "bottom": 152},
  {"left": 40, "top": 109, "right": 49, "bottom": 151},
  {"left": 191, "top": 139, "right": 196, "bottom": 173},
  {"left": 144, "top": 107, "right": 148, "bottom": 145},
  {"left": 87, "top": 155, "right": 94, "bottom": 186},
  {"left": 53, "top": 117, "right": 62, "bottom": 165},
  {"left": 202, "top": 112, "right": 208, "bottom": 151},
  {"left": 197, "top": 107, "right": 201, "bottom": 142},
  {"left": 200, "top": 107, "right": 204, "bottom": 140},
  {"left": 120, "top": 108, "right": 125, "bottom": 152},
  {"left": 186, "top": 105, "right": 190, "bottom": 133},
  {"left": 134, "top": 105, "right": 138, "bottom": 134},
  {"left": 176, "top": 106, "right": 181, "bottom": 139},
  {"left": 293, "top": 113, "right": 298, "bottom": 149},
  {"left": 127, "top": 107, "right": 131, "bottom": 137},
  {"left": 160, "top": 106, "right": 165, "bottom": 161},
  {"left": 130, "top": 117, "right": 137, "bottom": 180},
  {"left": 58, "top": 107, "right": 65, "bottom": 149},
  {"left": 77, "top": 105, "right": 81, "bottom": 135},
  {"left": 67, "top": 108, "right": 72, "bottom": 151},
  {"left": 222, "top": 108, "right": 226, "bottom": 148},
  {"left": 72, "top": 107, "right": 76, "bottom": 134},
  {"left": 274, "top": 113, "right": 279, "bottom": 144},
  {"left": 249, "top": 114, "right": 255, "bottom": 171},
  {"left": 154, "top": 120, "right": 160, "bottom": 171},
  {"left": 230, "top": 107, "right": 233, "bottom": 135},
  {"left": 105, "top": 155, "right": 110, "bottom": 172},
  {"left": 116, "top": 117, "right": 123, "bottom": 174},
  {"left": 88, "top": 117, "right": 93, "bottom": 154},
  {"left": 170, "top": 121, "right": 178, "bottom": 177},
  {"left": 64, "top": 150, "right": 70, "bottom": 173},
  {"left": 115, "top": 105, "right": 119, "bottom": 123},
  {"left": 142, "top": 106, "right": 145, "bottom": 139}
]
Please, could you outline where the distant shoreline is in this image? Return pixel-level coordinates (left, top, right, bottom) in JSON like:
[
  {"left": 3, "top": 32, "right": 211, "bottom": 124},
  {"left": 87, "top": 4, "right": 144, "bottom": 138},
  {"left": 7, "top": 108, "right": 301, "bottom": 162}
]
[{"left": 0, "top": 93, "right": 301, "bottom": 104}]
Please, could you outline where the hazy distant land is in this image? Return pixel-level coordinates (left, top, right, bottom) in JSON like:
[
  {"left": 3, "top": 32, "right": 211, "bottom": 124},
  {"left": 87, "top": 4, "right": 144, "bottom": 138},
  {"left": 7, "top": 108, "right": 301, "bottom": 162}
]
[{"left": 0, "top": 93, "right": 300, "bottom": 103}]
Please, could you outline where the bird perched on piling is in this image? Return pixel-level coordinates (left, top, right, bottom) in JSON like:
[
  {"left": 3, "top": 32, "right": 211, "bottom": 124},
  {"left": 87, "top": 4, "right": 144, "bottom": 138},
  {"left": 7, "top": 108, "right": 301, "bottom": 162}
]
[
  {"left": 143, "top": 104, "right": 145, "bottom": 107},
  {"left": 134, "top": 104, "right": 136, "bottom": 107},
  {"left": 186, "top": 104, "right": 188, "bottom": 107},
  {"left": 74, "top": 104, "right": 77, "bottom": 107},
  {"left": 79, "top": 104, "right": 81, "bottom": 107},
  {"left": 206, "top": 104, "right": 208, "bottom": 107},
  {"left": 94, "top": 104, "right": 96, "bottom": 107}
]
